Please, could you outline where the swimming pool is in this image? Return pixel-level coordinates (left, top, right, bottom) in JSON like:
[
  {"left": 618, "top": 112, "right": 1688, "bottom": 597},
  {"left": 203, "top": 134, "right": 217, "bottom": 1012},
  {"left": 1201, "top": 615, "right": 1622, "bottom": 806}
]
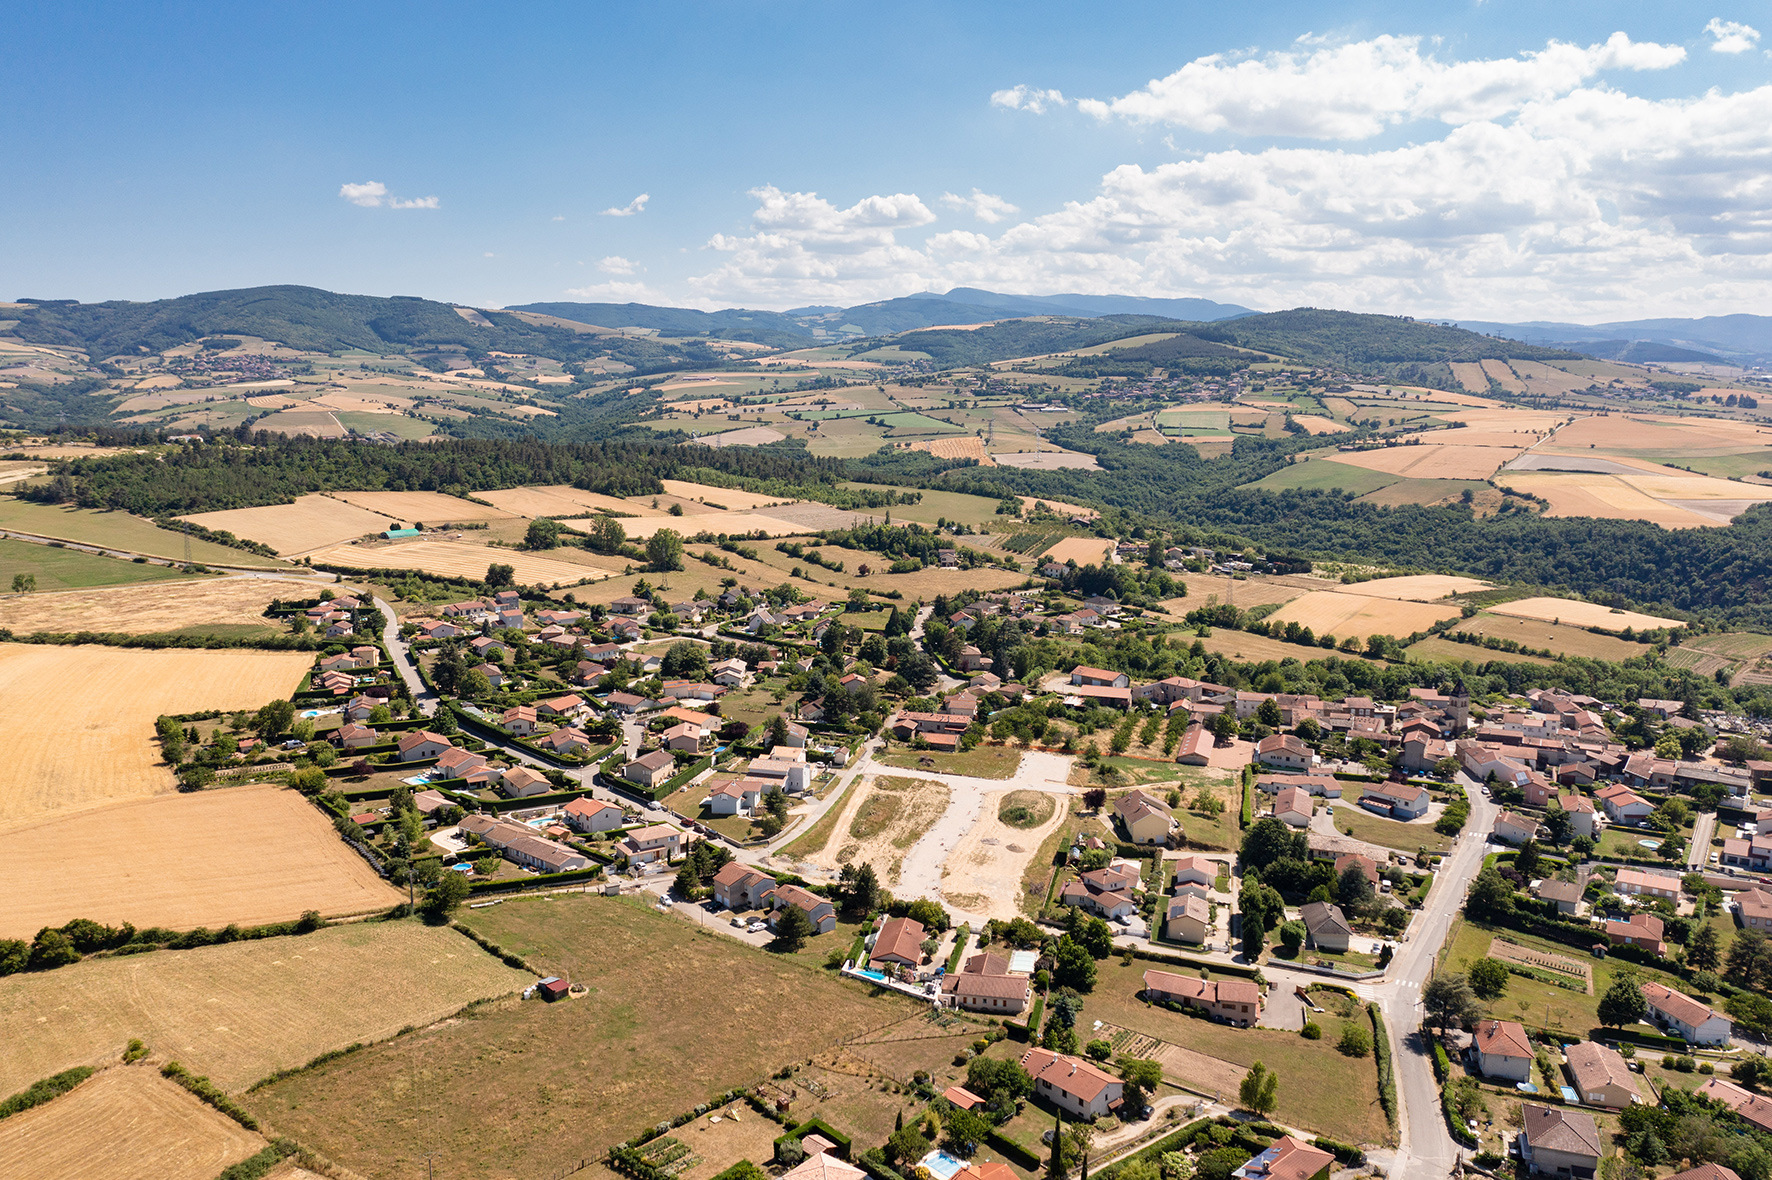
[
  {"left": 851, "top": 967, "right": 890, "bottom": 984},
  {"left": 919, "top": 1150, "right": 967, "bottom": 1180}
]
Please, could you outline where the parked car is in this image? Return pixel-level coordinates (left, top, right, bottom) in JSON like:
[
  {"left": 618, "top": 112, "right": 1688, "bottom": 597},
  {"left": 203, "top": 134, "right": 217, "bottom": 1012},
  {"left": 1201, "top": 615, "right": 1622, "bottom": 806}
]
[{"left": 747, "top": 921, "right": 766, "bottom": 933}]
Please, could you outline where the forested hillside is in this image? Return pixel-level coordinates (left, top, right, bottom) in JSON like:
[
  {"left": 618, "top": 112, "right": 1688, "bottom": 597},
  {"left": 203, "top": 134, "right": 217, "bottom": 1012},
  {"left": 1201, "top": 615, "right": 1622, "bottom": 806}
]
[{"left": 1187, "top": 308, "right": 1586, "bottom": 367}]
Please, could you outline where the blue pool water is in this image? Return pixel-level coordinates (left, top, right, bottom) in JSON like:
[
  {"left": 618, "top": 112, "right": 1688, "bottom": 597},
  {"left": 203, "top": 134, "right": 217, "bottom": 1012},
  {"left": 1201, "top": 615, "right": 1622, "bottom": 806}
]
[
  {"left": 920, "top": 1151, "right": 967, "bottom": 1180},
  {"left": 852, "top": 968, "right": 889, "bottom": 984}
]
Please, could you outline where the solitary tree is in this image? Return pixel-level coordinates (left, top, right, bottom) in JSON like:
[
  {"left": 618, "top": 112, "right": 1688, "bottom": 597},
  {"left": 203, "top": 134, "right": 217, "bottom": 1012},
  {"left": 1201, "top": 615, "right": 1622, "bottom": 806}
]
[
  {"left": 647, "top": 528, "right": 686, "bottom": 572},
  {"left": 423, "top": 870, "right": 470, "bottom": 918},
  {"left": 1468, "top": 957, "right": 1511, "bottom": 1000},
  {"left": 11, "top": 573, "right": 36, "bottom": 593},
  {"left": 1598, "top": 971, "right": 1648, "bottom": 1028},
  {"left": 1423, "top": 972, "right": 1483, "bottom": 1032},
  {"left": 1687, "top": 923, "right": 1723, "bottom": 972},
  {"left": 524, "top": 518, "right": 563, "bottom": 549},
  {"left": 485, "top": 562, "right": 515, "bottom": 589},
  {"left": 1237, "top": 1061, "right": 1278, "bottom": 1115},
  {"left": 771, "top": 903, "right": 814, "bottom": 952}
]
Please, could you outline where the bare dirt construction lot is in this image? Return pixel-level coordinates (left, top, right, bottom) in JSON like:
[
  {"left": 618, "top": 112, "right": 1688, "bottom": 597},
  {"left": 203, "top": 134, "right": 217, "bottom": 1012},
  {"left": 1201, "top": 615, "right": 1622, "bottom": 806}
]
[
  {"left": 0, "top": 919, "right": 527, "bottom": 1096},
  {"left": 939, "top": 789, "right": 1069, "bottom": 920},
  {"left": 1486, "top": 596, "right": 1684, "bottom": 632},
  {"left": 0, "top": 574, "right": 318, "bottom": 636},
  {"left": 303, "top": 538, "right": 620, "bottom": 585},
  {"left": 0, "top": 1066, "right": 266, "bottom": 1180},
  {"left": 0, "top": 644, "right": 313, "bottom": 828},
  {"left": 178, "top": 493, "right": 396, "bottom": 555},
  {"left": 249, "top": 895, "right": 914, "bottom": 1180},
  {"left": 1267, "top": 591, "right": 1460, "bottom": 641},
  {"left": 328, "top": 490, "right": 517, "bottom": 524},
  {"left": 815, "top": 775, "right": 951, "bottom": 887},
  {"left": 0, "top": 784, "right": 400, "bottom": 938}
]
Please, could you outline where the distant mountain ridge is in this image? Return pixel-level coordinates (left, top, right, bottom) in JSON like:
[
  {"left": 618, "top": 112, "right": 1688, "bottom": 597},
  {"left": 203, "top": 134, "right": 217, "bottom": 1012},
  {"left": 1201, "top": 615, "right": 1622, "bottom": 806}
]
[{"left": 1456, "top": 314, "right": 1772, "bottom": 364}]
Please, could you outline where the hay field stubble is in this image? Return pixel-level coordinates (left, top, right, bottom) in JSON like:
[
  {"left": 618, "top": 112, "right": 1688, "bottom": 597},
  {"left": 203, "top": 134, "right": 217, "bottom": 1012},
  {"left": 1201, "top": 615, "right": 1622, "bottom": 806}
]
[{"left": 0, "top": 644, "right": 312, "bottom": 827}]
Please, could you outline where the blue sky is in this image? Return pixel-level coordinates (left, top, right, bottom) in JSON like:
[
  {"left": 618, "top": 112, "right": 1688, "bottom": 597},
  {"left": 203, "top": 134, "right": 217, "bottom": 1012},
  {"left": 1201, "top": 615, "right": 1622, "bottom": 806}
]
[{"left": 4, "top": 1, "right": 1772, "bottom": 320}]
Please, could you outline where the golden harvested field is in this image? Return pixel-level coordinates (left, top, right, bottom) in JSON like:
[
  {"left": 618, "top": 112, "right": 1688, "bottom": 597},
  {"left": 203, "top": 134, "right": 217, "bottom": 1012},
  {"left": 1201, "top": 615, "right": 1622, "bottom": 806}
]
[
  {"left": 474, "top": 483, "right": 654, "bottom": 518},
  {"left": 1488, "top": 596, "right": 1683, "bottom": 631},
  {"left": 1546, "top": 413, "right": 1772, "bottom": 452},
  {"left": 1171, "top": 575, "right": 1312, "bottom": 610},
  {"left": 1405, "top": 636, "right": 1556, "bottom": 666},
  {"left": 0, "top": 1067, "right": 265, "bottom": 1180},
  {"left": 1268, "top": 591, "right": 1460, "bottom": 640},
  {"left": 1042, "top": 536, "right": 1115, "bottom": 566},
  {"left": 1332, "top": 444, "right": 1520, "bottom": 480},
  {"left": 909, "top": 436, "right": 994, "bottom": 464},
  {"left": 0, "top": 784, "right": 400, "bottom": 937},
  {"left": 328, "top": 490, "right": 515, "bottom": 523},
  {"left": 0, "top": 920, "right": 525, "bottom": 1095},
  {"left": 303, "top": 539, "right": 620, "bottom": 585},
  {"left": 657, "top": 480, "right": 793, "bottom": 510},
  {"left": 179, "top": 493, "right": 395, "bottom": 555},
  {"left": 1333, "top": 574, "right": 1491, "bottom": 601},
  {"left": 253, "top": 409, "right": 346, "bottom": 438},
  {"left": 1492, "top": 470, "right": 1772, "bottom": 528},
  {"left": 1510, "top": 360, "right": 1595, "bottom": 396},
  {"left": 1479, "top": 359, "right": 1525, "bottom": 393},
  {"left": 0, "top": 644, "right": 311, "bottom": 828},
  {"left": 1449, "top": 363, "right": 1491, "bottom": 393},
  {"left": 1451, "top": 614, "right": 1652, "bottom": 660},
  {"left": 619, "top": 511, "right": 814, "bottom": 540},
  {"left": 1289, "top": 414, "right": 1348, "bottom": 434},
  {"left": 0, "top": 575, "right": 318, "bottom": 636}
]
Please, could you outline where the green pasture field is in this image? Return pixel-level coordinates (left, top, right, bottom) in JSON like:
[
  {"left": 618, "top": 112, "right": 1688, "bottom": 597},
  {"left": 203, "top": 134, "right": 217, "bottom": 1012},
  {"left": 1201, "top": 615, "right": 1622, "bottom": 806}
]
[
  {"left": 0, "top": 537, "right": 193, "bottom": 591},
  {"left": 0, "top": 499, "right": 289, "bottom": 567},
  {"left": 335, "top": 411, "right": 436, "bottom": 438},
  {"left": 1243, "top": 459, "right": 1402, "bottom": 495},
  {"left": 250, "top": 895, "right": 914, "bottom": 1180},
  {"left": 1330, "top": 803, "right": 1451, "bottom": 853},
  {"left": 879, "top": 412, "right": 966, "bottom": 434}
]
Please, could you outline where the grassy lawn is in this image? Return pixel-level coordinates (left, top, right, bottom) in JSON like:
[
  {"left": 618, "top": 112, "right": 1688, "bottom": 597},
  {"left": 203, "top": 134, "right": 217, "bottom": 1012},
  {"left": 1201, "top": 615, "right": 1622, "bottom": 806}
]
[
  {"left": 1330, "top": 804, "right": 1451, "bottom": 853},
  {"left": 0, "top": 499, "right": 288, "bottom": 566},
  {"left": 839, "top": 608, "right": 891, "bottom": 632},
  {"left": 878, "top": 745, "right": 1023, "bottom": 779},
  {"left": 0, "top": 537, "right": 196, "bottom": 592},
  {"left": 250, "top": 894, "right": 916, "bottom": 1180},
  {"left": 1594, "top": 827, "right": 1677, "bottom": 861},
  {"left": 1079, "top": 958, "right": 1389, "bottom": 1145}
]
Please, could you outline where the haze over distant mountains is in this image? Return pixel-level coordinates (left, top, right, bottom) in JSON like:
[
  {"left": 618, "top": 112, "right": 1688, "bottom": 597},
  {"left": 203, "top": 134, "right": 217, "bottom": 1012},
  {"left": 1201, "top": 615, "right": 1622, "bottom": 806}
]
[{"left": 511, "top": 287, "right": 1772, "bottom": 364}]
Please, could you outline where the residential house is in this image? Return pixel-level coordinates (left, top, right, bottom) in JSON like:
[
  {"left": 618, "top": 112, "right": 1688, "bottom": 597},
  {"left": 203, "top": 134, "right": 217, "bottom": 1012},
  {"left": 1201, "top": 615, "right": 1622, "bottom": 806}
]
[
  {"left": 1272, "top": 785, "right": 1313, "bottom": 829},
  {"left": 1473, "top": 1019, "right": 1534, "bottom": 1082},
  {"left": 1493, "top": 811, "right": 1541, "bottom": 846},
  {"left": 414, "top": 619, "right": 462, "bottom": 640},
  {"left": 1162, "top": 894, "right": 1212, "bottom": 945},
  {"left": 1233, "top": 1137, "right": 1334, "bottom": 1180},
  {"left": 536, "top": 693, "right": 586, "bottom": 719},
  {"left": 712, "top": 863, "right": 777, "bottom": 910},
  {"left": 1536, "top": 878, "right": 1584, "bottom": 915},
  {"left": 1517, "top": 1104, "right": 1601, "bottom": 1179},
  {"left": 1696, "top": 1080, "right": 1772, "bottom": 1135},
  {"left": 779, "top": 720, "right": 810, "bottom": 748},
  {"left": 1334, "top": 853, "right": 1380, "bottom": 888},
  {"left": 621, "top": 750, "right": 677, "bottom": 789},
  {"left": 457, "top": 816, "right": 590, "bottom": 874},
  {"left": 1114, "top": 790, "right": 1178, "bottom": 847},
  {"left": 710, "top": 658, "right": 749, "bottom": 687},
  {"left": 1257, "top": 734, "right": 1316, "bottom": 771},
  {"left": 1299, "top": 901, "right": 1352, "bottom": 952},
  {"left": 1721, "top": 834, "right": 1772, "bottom": 873},
  {"left": 1614, "top": 868, "right": 1681, "bottom": 900},
  {"left": 1175, "top": 723, "right": 1212, "bottom": 765},
  {"left": 1170, "top": 855, "right": 1216, "bottom": 893},
  {"left": 610, "top": 596, "right": 651, "bottom": 615},
  {"left": 1060, "top": 866, "right": 1141, "bottom": 921},
  {"left": 661, "top": 722, "right": 709, "bottom": 754},
  {"left": 1563, "top": 1041, "right": 1641, "bottom": 1109},
  {"left": 603, "top": 691, "right": 652, "bottom": 715},
  {"left": 770, "top": 883, "right": 836, "bottom": 934},
  {"left": 1257, "top": 775, "right": 1343, "bottom": 798},
  {"left": 475, "top": 662, "right": 507, "bottom": 688},
  {"left": 433, "top": 745, "right": 489, "bottom": 781},
  {"left": 1141, "top": 970, "right": 1262, "bottom": 1026},
  {"left": 1556, "top": 793, "right": 1600, "bottom": 840},
  {"left": 334, "top": 722, "right": 379, "bottom": 749},
  {"left": 1642, "top": 982, "right": 1733, "bottom": 1045},
  {"left": 1071, "top": 666, "right": 1130, "bottom": 689},
  {"left": 706, "top": 778, "right": 762, "bottom": 817},
  {"left": 615, "top": 823, "right": 681, "bottom": 864},
  {"left": 1596, "top": 784, "right": 1654, "bottom": 824},
  {"left": 870, "top": 916, "right": 927, "bottom": 969},
  {"left": 397, "top": 731, "right": 454, "bottom": 763},
  {"left": 501, "top": 706, "right": 539, "bottom": 736},
  {"left": 500, "top": 766, "right": 551, "bottom": 799},
  {"left": 537, "top": 727, "right": 593, "bottom": 757},
  {"left": 940, "top": 952, "right": 1031, "bottom": 1016},
  {"left": 747, "top": 756, "right": 812, "bottom": 795},
  {"left": 1361, "top": 782, "right": 1430, "bottom": 820},
  {"left": 344, "top": 695, "right": 379, "bottom": 721},
  {"left": 468, "top": 636, "right": 509, "bottom": 660},
  {"left": 1019, "top": 1049, "right": 1124, "bottom": 1118},
  {"left": 1739, "top": 887, "right": 1772, "bottom": 931},
  {"left": 562, "top": 798, "right": 626, "bottom": 834}
]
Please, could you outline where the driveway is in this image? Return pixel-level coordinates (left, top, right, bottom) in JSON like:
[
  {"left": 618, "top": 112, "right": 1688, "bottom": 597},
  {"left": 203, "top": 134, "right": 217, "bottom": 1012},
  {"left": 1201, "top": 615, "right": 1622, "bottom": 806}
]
[{"left": 1690, "top": 811, "right": 1717, "bottom": 871}]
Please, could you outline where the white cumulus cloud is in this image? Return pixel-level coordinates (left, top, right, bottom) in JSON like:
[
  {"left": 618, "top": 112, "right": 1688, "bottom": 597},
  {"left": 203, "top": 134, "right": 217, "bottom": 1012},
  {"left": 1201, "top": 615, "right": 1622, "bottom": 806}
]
[
  {"left": 601, "top": 193, "right": 650, "bottom": 217},
  {"left": 563, "top": 279, "right": 667, "bottom": 302},
  {"left": 599, "top": 256, "right": 637, "bottom": 275},
  {"left": 338, "top": 181, "right": 438, "bottom": 209},
  {"left": 1069, "top": 32, "right": 1684, "bottom": 139},
  {"left": 941, "top": 189, "right": 1021, "bottom": 223},
  {"left": 990, "top": 85, "right": 1068, "bottom": 114},
  {"left": 1706, "top": 18, "right": 1762, "bottom": 53}
]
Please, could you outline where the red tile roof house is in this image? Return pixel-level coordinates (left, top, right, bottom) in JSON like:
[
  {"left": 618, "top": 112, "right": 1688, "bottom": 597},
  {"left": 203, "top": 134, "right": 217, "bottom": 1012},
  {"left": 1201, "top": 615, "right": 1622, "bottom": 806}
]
[
  {"left": 1517, "top": 1104, "right": 1601, "bottom": 1179},
  {"left": 1060, "top": 875, "right": 1139, "bottom": 922},
  {"left": 334, "top": 722, "right": 379, "bottom": 749},
  {"left": 706, "top": 777, "right": 763, "bottom": 817},
  {"left": 1739, "top": 886, "right": 1772, "bottom": 932},
  {"left": 1596, "top": 784, "right": 1654, "bottom": 824},
  {"left": 869, "top": 916, "right": 927, "bottom": 969},
  {"left": 1170, "top": 855, "right": 1217, "bottom": 892},
  {"left": 712, "top": 863, "right": 777, "bottom": 910},
  {"left": 1234, "top": 1137, "right": 1333, "bottom": 1180},
  {"left": 1360, "top": 782, "right": 1431, "bottom": 820},
  {"left": 1070, "top": 666, "right": 1130, "bottom": 689},
  {"left": 1642, "top": 982, "right": 1733, "bottom": 1045},
  {"left": 432, "top": 745, "right": 488, "bottom": 781},
  {"left": 1492, "top": 810, "right": 1541, "bottom": 846},
  {"left": 622, "top": 750, "right": 677, "bottom": 789},
  {"left": 615, "top": 823, "right": 682, "bottom": 865},
  {"left": 501, "top": 706, "right": 540, "bottom": 736},
  {"left": 1334, "top": 852, "right": 1380, "bottom": 887},
  {"left": 562, "top": 798, "right": 626, "bottom": 833},
  {"left": 1697, "top": 1079, "right": 1772, "bottom": 1135},
  {"left": 770, "top": 884, "right": 837, "bottom": 934},
  {"left": 661, "top": 722, "right": 709, "bottom": 754},
  {"left": 940, "top": 953, "right": 1031, "bottom": 1016},
  {"left": 1563, "top": 1041, "right": 1641, "bottom": 1109},
  {"left": 1473, "top": 1019, "right": 1534, "bottom": 1082},
  {"left": 1020, "top": 1048, "right": 1124, "bottom": 1118},
  {"left": 536, "top": 693, "right": 586, "bottom": 718},
  {"left": 1271, "top": 785, "right": 1313, "bottom": 828},
  {"left": 1257, "top": 734, "right": 1316, "bottom": 771},
  {"left": 344, "top": 695, "right": 379, "bottom": 721},
  {"left": 1143, "top": 970, "right": 1262, "bottom": 1026},
  {"left": 538, "top": 728, "right": 593, "bottom": 757},
  {"left": 1614, "top": 868, "right": 1681, "bottom": 899},
  {"left": 397, "top": 731, "right": 454, "bottom": 763},
  {"left": 500, "top": 766, "right": 551, "bottom": 799},
  {"left": 1605, "top": 912, "right": 1667, "bottom": 955}
]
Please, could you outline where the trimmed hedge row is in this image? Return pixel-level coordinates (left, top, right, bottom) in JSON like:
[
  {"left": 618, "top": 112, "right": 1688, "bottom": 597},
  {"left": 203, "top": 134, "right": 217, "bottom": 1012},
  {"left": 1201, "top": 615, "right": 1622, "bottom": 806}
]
[
  {"left": 0, "top": 1066, "right": 94, "bottom": 1121},
  {"left": 774, "top": 1117, "right": 852, "bottom": 1161},
  {"left": 1369, "top": 1003, "right": 1397, "bottom": 1130},
  {"left": 985, "top": 1130, "right": 1043, "bottom": 1170},
  {"left": 1126, "top": 945, "right": 1261, "bottom": 980},
  {"left": 213, "top": 1140, "right": 299, "bottom": 1180},
  {"left": 162, "top": 1062, "right": 259, "bottom": 1130},
  {"left": 466, "top": 866, "right": 606, "bottom": 896}
]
